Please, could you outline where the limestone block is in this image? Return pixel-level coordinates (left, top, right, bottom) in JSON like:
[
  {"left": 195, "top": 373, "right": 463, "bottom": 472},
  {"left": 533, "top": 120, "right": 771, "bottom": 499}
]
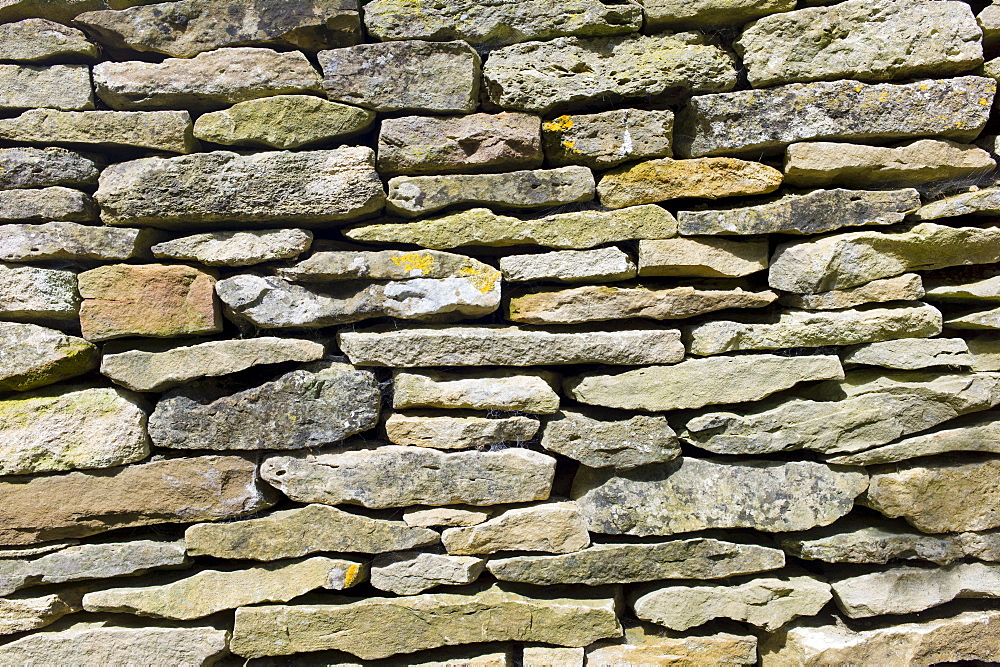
[
  {"left": 945, "top": 306, "right": 1000, "bottom": 329},
  {"left": 543, "top": 109, "right": 674, "bottom": 169},
  {"left": 638, "top": 237, "right": 768, "bottom": 278},
  {"left": 587, "top": 623, "right": 757, "bottom": 666},
  {"left": 0, "top": 18, "right": 97, "bottom": 62},
  {"left": 0, "top": 109, "right": 197, "bottom": 153},
  {"left": 0, "top": 263, "right": 79, "bottom": 324},
  {"left": 371, "top": 552, "right": 485, "bottom": 596},
  {"left": 385, "top": 413, "right": 540, "bottom": 449},
  {"left": 0, "top": 146, "right": 99, "bottom": 189},
  {"left": 841, "top": 337, "right": 972, "bottom": 370},
  {"left": 152, "top": 229, "right": 312, "bottom": 267},
  {"left": 638, "top": 0, "right": 795, "bottom": 30},
  {"left": 499, "top": 247, "right": 636, "bottom": 283},
  {"left": 540, "top": 409, "right": 680, "bottom": 469},
  {"left": 403, "top": 507, "right": 491, "bottom": 528},
  {"left": 0, "top": 0, "right": 108, "bottom": 23},
  {"left": 393, "top": 370, "right": 561, "bottom": 413},
  {"left": 0, "top": 222, "right": 158, "bottom": 262},
  {"left": 925, "top": 274, "right": 1000, "bottom": 301},
  {"left": 970, "top": 335, "right": 1000, "bottom": 371},
  {"left": 912, "top": 185, "right": 1000, "bottom": 220},
  {"left": 0, "top": 186, "right": 96, "bottom": 222},
  {"left": 442, "top": 502, "right": 590, "bottom": 555},
  {"left": 0, "top": 591, "right": 77, "bottom": 636},
  {"left": 0, "top": 322, "right": 98, "bottom": 392},
  {"left": 523, "top": 647, "right": 583, "bottom": 667},
  {"left": 778, "top": 274, "right": 925, "bottom": 310},
  {"left": 0, "top": 64, "right": 93, "bottom": 111},
  {"left": 279, "top": 249, "right": 495, "bottom": 282}
]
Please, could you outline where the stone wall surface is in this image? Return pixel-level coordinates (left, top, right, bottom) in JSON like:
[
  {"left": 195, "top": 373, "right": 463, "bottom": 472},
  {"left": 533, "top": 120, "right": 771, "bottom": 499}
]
[{"left": 1, "top": 0, "right": 1000, "bottom": 664}]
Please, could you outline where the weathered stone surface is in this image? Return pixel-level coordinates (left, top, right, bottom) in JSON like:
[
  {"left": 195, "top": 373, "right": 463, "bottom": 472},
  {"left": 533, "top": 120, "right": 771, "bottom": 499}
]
[
  {"left": 639, "top": 0, "right": 794, "bottom": 30},
  {"left": 0, "top": 591, "right": 77, "bottom": 636},
  {"left": 404, "top": 507, "right": 491, "bottom": 529},
  {"left": 385, "top": 412, "right": 540, "bottom": 450},
  {"left": 83, "top": 557, "right": 366, "bottom": 620},
  {"left": 543, "top": 109, "right": 674, "bottom": 169},
  {"left": 599, "top": 157, "right": 782, "bottom": 209},
  {"left": 0, "top": 186, "right": 95, "bottom": 223},
  {"left": 150, "top": 362, "right": 378, "bottom": 450},
  {"left": 394, "top": 370, "right": 561, "bottom": 413},
  {"left": 371, "top": 552, "right": 485, "bottom": 596},
  {"left": 0, "top": 384, "right": 148, "bottom": 476},
  {"left": 488, "top": 538, "right": 783, "bottom": 586},
  {"left": 152, "top": 229, "right": 311, "bottom": 267},
  {"left": 96, "top": 147, "right": 384, "bottom": 228},
  {"left": 864, "top": 455, "right": 1000, "bottom": 532},
  {"left": 0, "top": 18, "right": 97, "bottom": 63},
  {"left": 339, "top": 325, "right": 685, "bottom": 366},
  {"left": 0, "top": 64, "right": 92, "bottom": 111},
  {"left": 761, "top": 610, "right": 1000, "bottom": 666},
  {"left": 0, "top": 0, "right": 107, "bottom": 23},
  {"left": 186, "top": 504, "right": 439, "bottom": 561},
  {"left": 0, "top": 322, "right": 97, "bottom": 392},
  {"left": 683, "top": 371, "right": 1000, "bottom": 456},
  {"left": 194, "top": 95, "right": 373, "bottom": 149},
  {"left": 401, "top": 645, "right": 515, "bottom": 667},
  {"left": 364, "top": 0, "right": 641, "bottom": 46},
  {"left": 541, "top": 409, "right": 679, "bottom": 470},
  {"left": 102, "top": 337, "right": 324, "bottom": 392},
  {"left": 523, "top": 647, "right": 583, "bottom": 667},
  {"left": 0, "top": 620, "right": 230, "bottom": 665},
  {"left": 970, "top": 335, "right": 1000, "bottom": 371},
  {"left": 319, "top": 40, "right": 479, "bottom": 113},
  {"left": 0, "top": 263, "right": 78, "bottom": 324},
  {"left": 925, "top": 274, "right": 1000, "bottom": 301},
  {"left": 832, "top": 562, "right": 1000, "bottom": 619},
  {"left": 573, "top": 458, "right": 867, "bottom": 536},
  {"left": 279, "top": 249, "right": 492, "bottom": 282},
  {"left": 778, "top": 518, "right": 1000, "bottom": 565},
  {"left": 378, "top": 113, "right": 542, "bottom": 176},
  {"left": 0, "top": 109, "right": 196, "bottom": 153},
  {"left": 778, "top": 274, "right": 925, "bottom": 311},
  {"left": 499, "top": 247, "right": 636, "bottom": 283},
  {"left": 0, "top": 542, "right": 78, "bottom": 560},
  {"left": 588, "top": 624, "right": 757, "bottom": 667},
  {"left": 387, "top": 166, "right": 594, "bottom": 218},
  {"left": 784, "top": 140, "right": 996, "bottom": 188},
  {"left": 442, "top": 502, "right": 590, "bottom": 555},
  {"left": 841, "top": 337, "right": 972, "bottom": 370},
  {"left": 679, "top": 188, "right": 920, "bottom": 236},
  {"left": 0, "top": 455, "right": 275, "bottom": 545},
  {"left": 686, "top": 303, "right": 943, "bottom": 355},
  {"left": 0, "top": 539, "right": 188, "bottom": 596},
  {"left": 947, "top": 306, "right": 1000, "bottom": 329},
  {"left": 982, "top": 2, "right": 1000, "bottom": 47},
  {"left": 632, "top": 576, "right": 832, "bottom": 632},
  {"left": 483, "top": 33, "right": 736, "bottom": 114},
  {"left": 346, "top": 205, "right": 677, "bottom": 250},
  {"left": 93, "top": 47, "right": 322, "bottom": 110},
  {"left": 0, "top": 146, "right": 99, "bottom": 189},
  {"left": 261, "top": 445, "right": 556, "bottom": 509},
  {"left": 769, "top": 223, "right": 1000, "bottom": 293},
  {"left": 565, "top": 354, "right": 844, "bottom": 411},
  {"left": 77, "top": 0, "right": 360, "bottom": 58},
  {"left": 912, "top": 185, "right": 1000, "bottom": 220},
  {"left": 508, "top": 285, "right": 777, "bottom": 325},
  {"left": 676, "top": 76, "right": 995, "bottom": 158},
  {"left": 78, "top": 263, "right": 221, "bottom": 342},
  {"left": 231, "top": 584, "right": 621, "bottom": 659},
  {"left": 216, "top": 272, "right": 500, "bottom": 329},
  {"left": 638, "top": 237, "right": 768, "bottom": 278},
  {"left": 0, "top": 222, "right": 157, "bottom": 263},
  {"left": 736, "top": 0, "right": 982, "bottom": 88}
]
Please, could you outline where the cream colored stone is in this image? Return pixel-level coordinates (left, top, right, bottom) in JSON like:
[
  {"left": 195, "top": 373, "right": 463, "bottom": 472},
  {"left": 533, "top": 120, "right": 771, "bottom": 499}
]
[
  {"left": 371, "top": 552, "right": 485, "bottom": 596},
  {"left": 0, "top": 591, "right": 77, "bottom": 636},
  {"left": 393, "top": 370, "right": 561, "bottom": 413},
  {"left": 540, "top": 409, "right": 680, "bottom": 469},
  {"left": 442, "top": 502, "right": 590, "bottom": 555},
  {"left": 403, "top": 507, "right": 492, "bottom": 528},
  {"left": 946, "top": 306, "right": 1000, "bottom": 329},
  {"left": 638, "top": 236, "right": 768, "bottom": 278},
  {"left": 523, "top": 646, "right": 583, "bottom": 667},
  {"left": 778, "top": 274, "right": 925, "bottom": 310},
  {"left": 385, "top": 413, "right": 540, "bottom": 450},
  {"left": 841, "top": 337, "right": 972, "bottom": 370},
  {"left": 152, "top": 229, "right": 312, "bottom": 267},
  {"left": 0, "top": 64, "right": 93, "bottom": 111},
  {"left": 499, "top": 247, "right": 635, "bottom": 283},
  {"left": 587, "top": 624, "right": 756, "bottom": 666},
  {"left": 0, "top": 109, "right": 196, "bottom": 153}
]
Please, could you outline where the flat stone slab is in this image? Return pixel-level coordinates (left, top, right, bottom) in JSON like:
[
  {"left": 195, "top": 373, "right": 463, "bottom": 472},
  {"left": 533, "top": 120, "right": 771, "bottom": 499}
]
[
  {"left": 0, "top": 591, "right": 77, "bottom": 636},
  {"left": 371, "top": 552, "right": 485, "bottom": 596},
  {"left": 946, "top": 306, "right": 1000, "bottom": 329},
  {"left": 638, "top": 237, "right": 768, "bottom": 278},
  {"left": 778, "top": 274, "right": 925, "bottom": 311},
  {"left": 0, "top": 322, "right": 98, "bottom": 392},
  {"left": 675, "top": 76, "right": 995, "bottom": 157},
  {"left": 393, "top": 369, "right": 561, "bottom": 413},
  {"left": 261, "top": 445, "right": 556, "bottom": 509},
  {"left": 0, "top": 263, "right": 79, "bottom": 325},
  {"left": 487, "top": 538, "right": 785, "bottom": 586},
  {"left": 0, "top": 109, "right": 197, "bottom": 153},
  {"left": 925, "top": 274, "right": 1000, "bottom": 301},
  {"left": 441, "top": 502, "right": 590, "bottom": 555},
  {"left": 841, "top": 337, "right": 972, "bottom": 370},
  {"left": 0, "top": 64, "right": 93, "bottom": 111},
  {"left": 385, "top": 412, "right": 540, "bottom": 450},
  {"left": 151, "top": 229, "right": 312, "bottom": 267},
  {"left": 543, "top": 109, "right": 674, "bottom": 169},
  {"left": 0, "top": 18, "right": 97, "bottom": 63},
  {"left": 0, "top": 146, "right": 99, "bottom": 189},
  {"left": 914, "top": 185, "right": 1000, "bottom": 220},
  {"left": 573, "top": 457, "right": 867, "bottom": 536},
  {"left": 639, "top": 0, "right": 794, "bottom": 30},
  {"left": 0, "top": 186, "right": 96, "bottom": 223},
  {"left": 96, "top": 147, "right": 385, "bottom": 228},
  {"left": 338, "top": 325, "right": 685, "bottom": 366},
  {"left": 499, "top": 247, "right": 636, "bottom": 283},
  {"left": 483, "top": 33, "right": 736, "bottom": 114},
  {"left": 279, "top": 248, "right": 494, "bottom": 282},
  {"left": 0, "top": 222, "right": 158, "bottom": 263},
  {"left": 540, "top": 409, "right": 680, "bottom": 470},
  {"left": 403, "top": 507, "right": 491, "bottom": 529},
  {"left": 565, "top": 354, "right": 844, "bottom": 411},
  {"left": 588, "top": 625, "right": 757, "bottom": 667}
]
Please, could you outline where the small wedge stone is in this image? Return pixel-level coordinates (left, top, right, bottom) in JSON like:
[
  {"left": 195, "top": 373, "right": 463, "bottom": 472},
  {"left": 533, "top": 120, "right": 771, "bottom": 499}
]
[
  {"left": 403, "top": 507, "right": 491, "bottom": 528},
  {"left": 0, "top": 147, "right": 99, "bottom": 189},
  {"left": 0, "top": 64, "right": 92, "bottom": 111},
  {"left": 543, "top": 109, "right": 674, "bottom": 169},
  {"left": 638, "top": 237, "right": 768, "bottom": 278},
  {"left": 0, "top": 223, "right": 158, "bottom": 263},
  {"left": 393, "top": 370, "right": 561, "bottom": 413},
  {"left": 385, "top": 413, "right": 540, "bottom": 450},
  {"left": 925, "top": 274, "right": 1000, "bottom": 301},
  {"left": 0, "top": 186, "right": 95, "bottom": 223},
  {"left": 0, "top": 109, "right": 196, "bottom": 153},
  {"left": 912, "top": 185, "right": 1000, "bottom": 220},
  {"left": 841, "top": 338, "right": 972, "bottom": 370},
  {"left": 0, "top": 322, "right": 97, "bottom": 392},
  {"left": 0, "top": 18, "right": 97, "bottom": 63},
  {"left": 0, "top": 592, "right": 77, "bottom": 636},
  {"left": 442, "top": 502, "right": 590, "bottom": 555},
  {"left": 778, "top": 274, "right": 925, "bottom": 310},
  {"left": 540, "top": 409, "right": 680, "bottom": 469},
  {"left": 371, "top": 552, "right": 485, "bottom": 596},
  {"left": 0, "top": 264, "right": 78, "bottom": 324},
  {"left": 499, "top": 247, "right": 636, "bottom": 283},
  {"left": 945, "top": 306, "right": 1000, "bottom": 329},
  {"left": 151, "top": 229, "right": 312, "bottom": 267}
]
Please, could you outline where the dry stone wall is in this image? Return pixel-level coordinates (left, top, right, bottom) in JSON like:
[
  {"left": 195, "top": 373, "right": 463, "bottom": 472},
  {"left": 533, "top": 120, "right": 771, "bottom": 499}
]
[{"left": 2, "top": 0, "right": 1000, "bottom": 664}]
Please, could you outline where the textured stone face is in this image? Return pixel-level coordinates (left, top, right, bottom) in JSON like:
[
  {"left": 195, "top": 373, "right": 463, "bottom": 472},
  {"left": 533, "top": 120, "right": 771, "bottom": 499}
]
[
  {"left": 193, "top": 95, "right": 374, "bottom": 149},
  {"left": 378, "top": 113, "right": 542, "bottom": 175},
  {"left": 0, "top": 147, "right": 99, "bottom": 189},
  {"left": 543, "top": 109, "right": 674, "bottom": 169},
  {"left": 0, "top": 455, "right": 276, "bottom": 545},
  {"left": 279, "top": 248, "right": 494, "bottom": 282},
  {"left": 0, "top": 0, "right": 107, "bottom": 23},
  {"left": 499, "top": 247, "right": 637, "bottom": 283},
  {"left": 598, "top": 157, "right": 782, "bottom": 209},
  {"left": 0, "top": 264, "right": 79, "bottom": 324},
  {"left": 77, "top": 0, "right": 360, "bottom": 58},
  {"left": 508, "top": 285, "right": 776, "bottom": 325},
  {"left": 319, "top": 40, "right": 480, "bottom": 113},
  {"left": 540, "top": 410, "right": 679, "bottom": 469},
  {"left": 639, "top": 0, "right": 795, "bottom": 30},
  {"left": 403, "top": 507, "right": 491, "bottom": 528},
  {"left": 339, "top": 325, "right": 684, "bottom": 367},
  {"left": 441, "top": 502, "right": 591, "bottom": 555},
  {"left": 371, "top": 552, "right": 485, "bottom": 596},
  {"left": 386, "top": 166, "right": 594, "bottom": 218},
  {"left": 945, "top": 306, "right": 1000, "bottom": 330},
  {"left": 632, "top": 576, "right": 832, "bottom": 632},
  {"left": 573, "top": 458, "right": 867, "bottom": 536},
  {"left": 488, "top": 538, "right": 784, "bottom": 586},
  {"left": 96, "top": 148, "right": 385, "bottom": 228},
  {"left": 0, "top": 187, "right": 96, "bottom": 223},
  {"left": 912, "top": 185, "right": 1000, "bottom": 220},
  {"left": 385, "top": 413, "right": 540, "bottom": 450},
  {"left": 346, "top": 205, "right": 677, "bottom": 249},
  {"left": 0, "top": 64, "right": 93, "bottom": 111},
  {"left": 484, "top": 33, "right": 736, "bottom": 114},
  {"left": 185, "top": 504, "right": 440, "bottom": 561},
  {"left": 393, "top": 369, "right": 561, "bottom": 413},
  {"left": 152, "top": 229, "right": 312, "bottom": 267},
  {"left": 363, "top": 0, "right": 641, "bottom": 46},
  {"left": 77, "top": 264, "right": 221, "bottom": 342},
  {"left": 736, "top": 0, "right": 982, "bottom": 88},
  {"left": 676, "top": 76, "right": 995, "bottom": 157},
  {"left": 0, "top": 223, "right": 158, "bottom": 263},
  {"left": 769, "top": 224, "right": 1000, "bottom": 293},
  {"left": 0, "top": 322, "right": 98, "bottom": 393},
  {"left": 0, "top": 109, "right": 197, "bottom": 153},
  {"left": 925, "top": 274, "right": 1000, "bottom": 301},
  {"left": 638, "top": 237, "right": 768, "bottom": 278},
  {"left": 783, "top": 140, "right": 996, "bottom": 188},
  {"left": 230, "top": 584, "right": 622, "bottom": 659},
  {"left": 0, "top": 18, "right": 97, "bottom": 62},
  {"left": 565, "top": 354, "right": 844, "bottom": 411},
  {"left": 841, "top": 337, "right": 972, "bottom": 371},
  {"left": 0, "top": 384, "right": 149, "bottom": 476},
  {"left": 260, "top": 445, "right": 557, "bottom": 508},
  {"left": 93, "top": 47, "right": 323, "bottom": 110},
  {"left": 778, "top": 274, "right": 925, "bottom": 311},
  {"left": 0, "top": 592, "right": 77, "bottom": 636},
  {"left": 588, "top": 625, "right": 758, "bottom": 667}
]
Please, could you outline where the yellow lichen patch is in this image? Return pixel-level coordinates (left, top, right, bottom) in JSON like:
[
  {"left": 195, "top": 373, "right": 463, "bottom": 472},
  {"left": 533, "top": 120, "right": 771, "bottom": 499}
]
[
  {"left": 459, "top": 263, "right": 501, "bottom": 294},
  {"left": 344, "top": 563, "right": 363, "bottom": 587},
  {"left": 391, "top": 251, "right": 436, "bottom": 275},
  {"left": 542, "top": 115, "right": 574, "bottom": 133}
]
